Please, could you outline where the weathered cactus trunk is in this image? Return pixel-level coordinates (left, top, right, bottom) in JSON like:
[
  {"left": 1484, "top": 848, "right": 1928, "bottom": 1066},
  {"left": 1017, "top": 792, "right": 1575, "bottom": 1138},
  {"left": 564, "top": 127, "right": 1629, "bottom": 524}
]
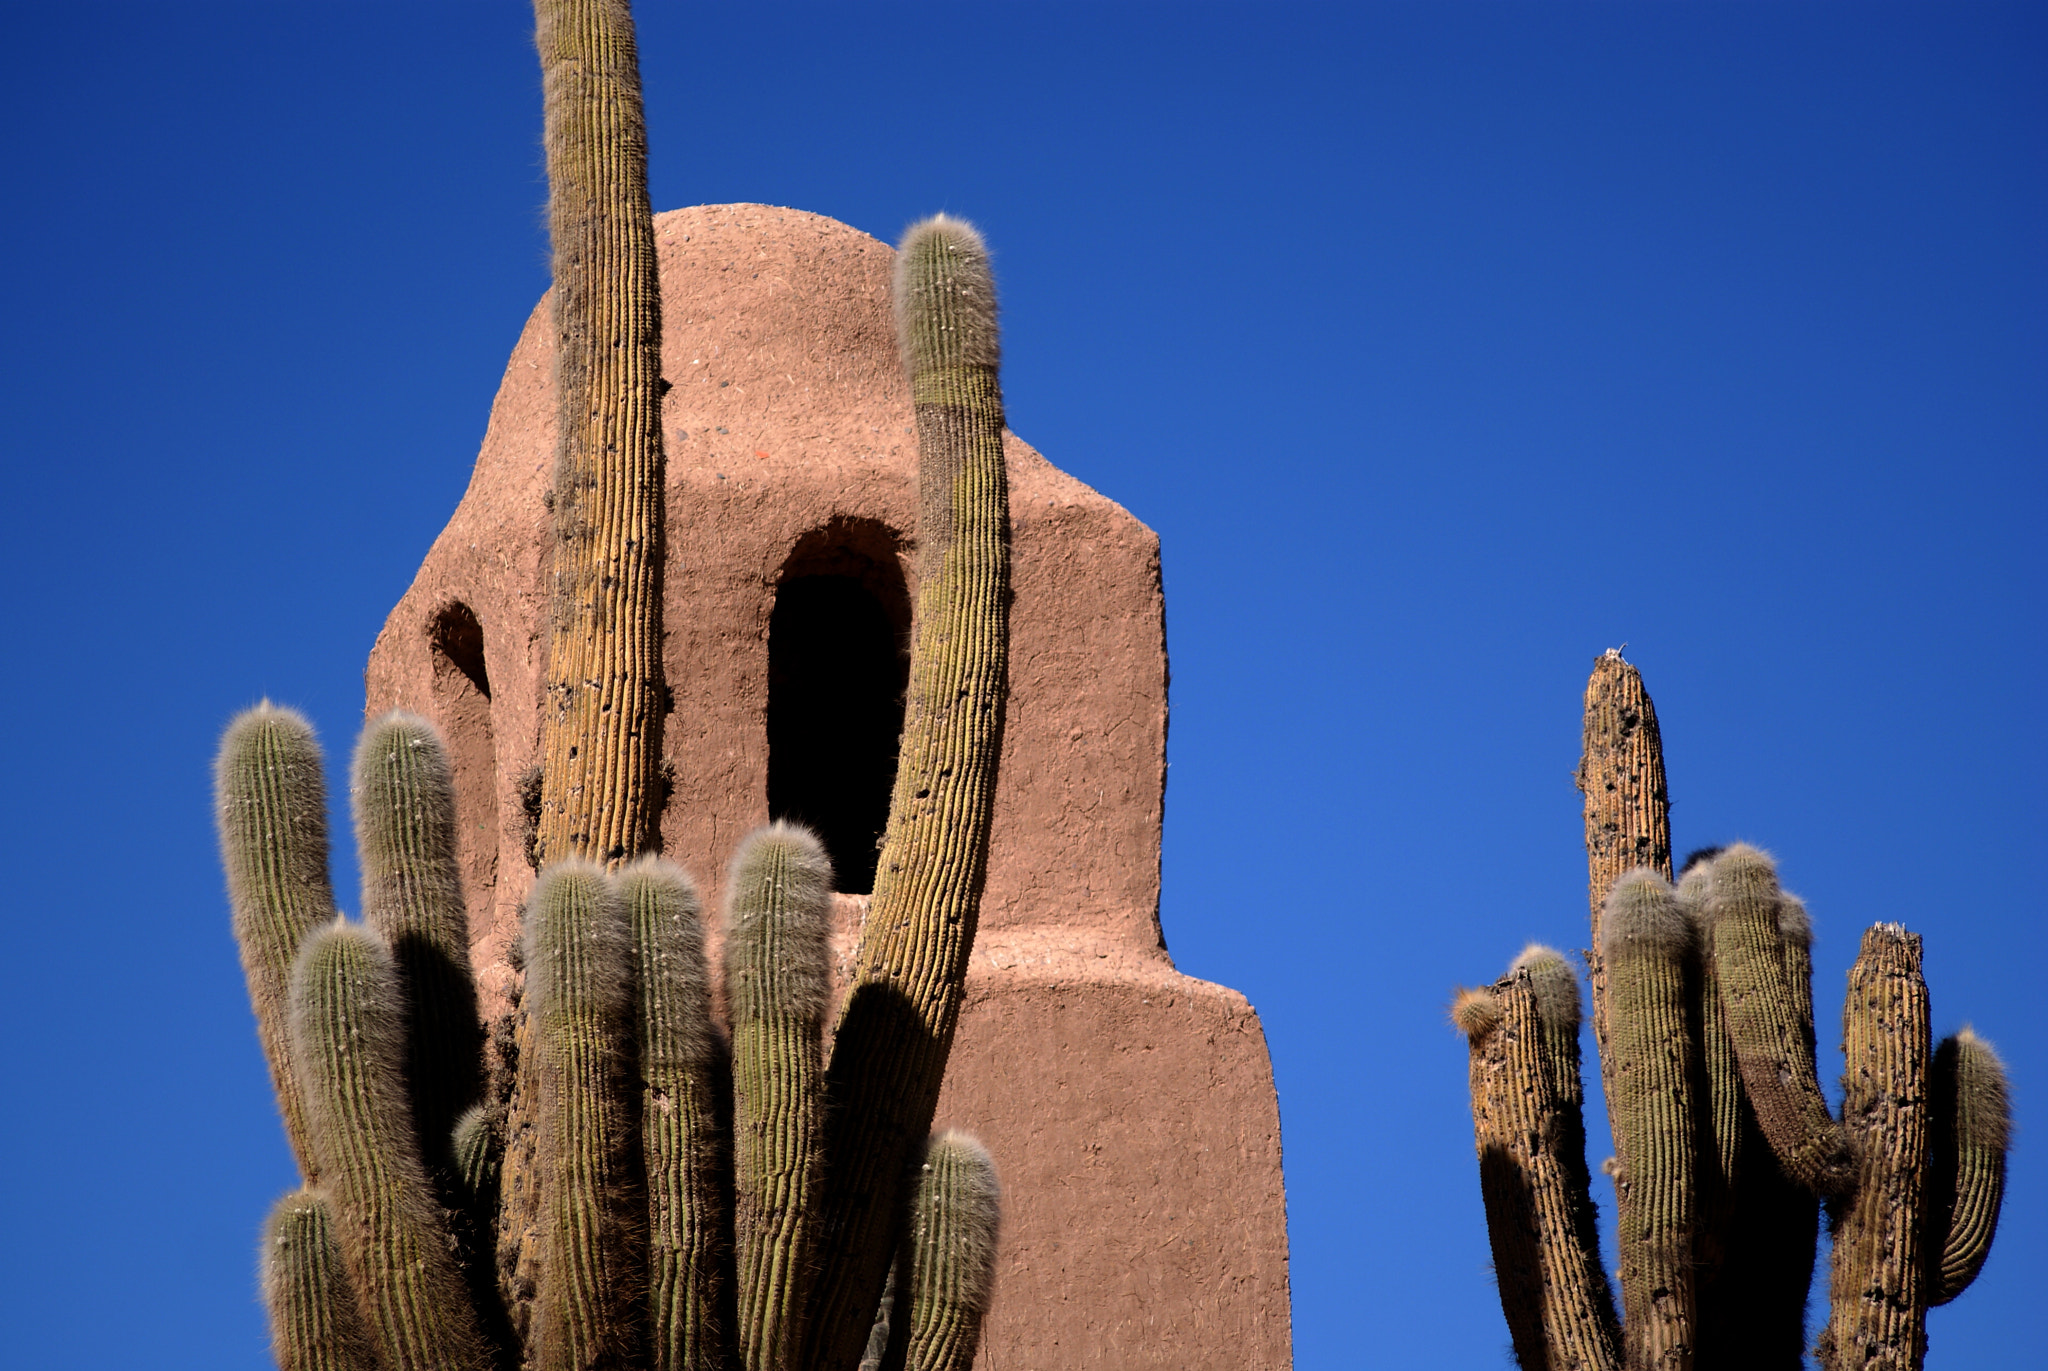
[{"left": 1575, "top": 651, "right": 1673, "bottom": 1194}]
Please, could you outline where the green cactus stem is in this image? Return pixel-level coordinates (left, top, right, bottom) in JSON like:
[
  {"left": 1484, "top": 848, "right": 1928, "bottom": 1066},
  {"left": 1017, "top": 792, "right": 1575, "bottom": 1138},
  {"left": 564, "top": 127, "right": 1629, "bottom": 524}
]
[
  {"left": 904, "top": 1131, "right": 1003, "bottom": 1371},
  {"left": 530, "top": 0, "right": 666, "bottom": 869},
  {"left": 811, "top": 214, "right": 1013, "bottom": 1369},
  {"left": 1924, "top": 1028, "right": 2010, "bottom": 1307},
  {"left": 505, "top": 0, "right": 669, "bottom": 1333},
  {"left": 623, "top": 855, "right": 735, "bottom": 1371},
  {"left": 262, "top": 1188, "right": 382, "bottom": 1371},
  {"left": 523, "top": 859, "right": 647, "bottom": 1371},
  {"left": 1459, "top": 973, "right": 1622, "bottom": 1371},
  {"left": 352, "top": 710, "right": 484, "bottom": 1171},
  {"left": 217, "top": 703, "right": 340, "bottom": 1181},
  {"left": 1706, "top": 846, "right": 1855, "bottom": 1198},
  {"left": 1820, "top": 924, "right": 1932, "bottom": 1371},
  {"left": 290, "top": 921, "right": 492, "bottom": 1371},
  {"left": 1600, "top": 869, "right": 1698, "bottom": 1371},
  {"left": 725, "top": 824, "right": 833, "bottom": 1371}
]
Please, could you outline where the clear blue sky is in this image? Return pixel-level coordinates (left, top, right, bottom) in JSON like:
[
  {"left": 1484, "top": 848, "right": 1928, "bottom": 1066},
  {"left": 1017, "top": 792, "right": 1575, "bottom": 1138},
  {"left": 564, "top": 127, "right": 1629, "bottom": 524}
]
[{"left": 1, "top": 3, "right": 2039, "bottom": 1366}]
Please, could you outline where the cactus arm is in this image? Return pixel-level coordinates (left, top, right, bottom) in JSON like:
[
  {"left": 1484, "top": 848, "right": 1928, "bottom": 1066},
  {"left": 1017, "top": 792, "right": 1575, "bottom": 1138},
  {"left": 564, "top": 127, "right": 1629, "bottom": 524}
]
[
  {"left": 1820, "top": 924, "right": 1932, "bottom": 1371},
  {"left": 523, "top": 861, "right": 647, "bottom": 1371},
  {"left": 1458, "top": 973, "right": 1623, "bottom": 1371},
  {"left": 290, "top": 922, "right": 493, "bottom": 1371},
  {"left": 1706, "top": 847, "right": 1856, "bottom": 1197},
  {"left": 217, "top": 703, "right": 340, "bottom": 1181},
  {"left": 623, "top": 856, "right": 735, "bottom": 1371},
  {"left": 352, "top": 711, "right": 485, "bottom": 1172},
  {"left": 1508, "top": 942, "right": 1620, "bottom": 1356},
  {"left": 262, "top": 1188, "right": 383, "bottom": 1371},
  {"left": 1924, "top": 1028, "right": 2009, "bottom": 1306},
  {"left": 904, "top": 1132, "right": 1003, "bottom": 1371},
  {"left": 724, "top": 825, "right": 833, "bottom": 1371},
  {"left": 530, "top": 0, "right": 666, "bottom": 868},
  {"left": 1697, "top": 881, "right": 1822, "bottom": 1366},
  {"left": 1600, "top": 870, "right": 1699, "bottom": 1371},
  {"left": 811, "top": 215, "right": 1012, "bottom": 1369}
]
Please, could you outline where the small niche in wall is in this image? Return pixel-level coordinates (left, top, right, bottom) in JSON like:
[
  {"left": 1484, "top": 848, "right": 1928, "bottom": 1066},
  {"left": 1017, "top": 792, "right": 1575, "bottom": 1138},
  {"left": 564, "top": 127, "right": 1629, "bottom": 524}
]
[
  {"left": 767, "top": 521, "right": 911, "bottom": 895},
  {"left": 427, "top": 601, "right": 499, "bottom": 901}
]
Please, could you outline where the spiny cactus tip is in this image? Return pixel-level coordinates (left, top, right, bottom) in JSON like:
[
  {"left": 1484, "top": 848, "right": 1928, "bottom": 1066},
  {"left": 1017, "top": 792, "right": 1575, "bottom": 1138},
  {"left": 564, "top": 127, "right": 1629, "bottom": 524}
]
[
  {"left": 1451, "top": 986, "right": 1501, "bottom": 1039},
  {"left": 893, "top": 214, "right": 1000, "bottom": 373},
  {"left": 1950, "top": 1027, "right": 2012, "bottom": 1149},
  {"left": 1509, "top": 944, "right": 1581, "bottom": 1032},
  {"left": 1776, "top": 892, "right": 1813, "bottom": 949},
  {"left": 1600, "top": 868, "right": 1690, "bottom": 956}
]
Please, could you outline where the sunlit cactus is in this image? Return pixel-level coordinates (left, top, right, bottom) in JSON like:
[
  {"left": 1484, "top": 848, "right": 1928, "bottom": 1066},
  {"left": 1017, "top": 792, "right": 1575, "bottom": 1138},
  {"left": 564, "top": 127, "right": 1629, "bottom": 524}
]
[{"left": 1455, "top": 652, "right": 2008, "bottom": 1371}]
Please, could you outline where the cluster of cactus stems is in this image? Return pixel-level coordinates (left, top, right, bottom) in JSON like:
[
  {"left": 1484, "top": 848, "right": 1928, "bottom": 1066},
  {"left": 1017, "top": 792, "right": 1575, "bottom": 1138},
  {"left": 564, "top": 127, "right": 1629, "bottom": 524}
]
[
  {"left": 221, "top": 4, "right": 1014, "bottom": 1368},
  {"left": 1456, "top": 651, "right": 2009, "bottom": 1371},
  {"left": 224, "top": 714, "right": 1004, "bottom": 1370}
]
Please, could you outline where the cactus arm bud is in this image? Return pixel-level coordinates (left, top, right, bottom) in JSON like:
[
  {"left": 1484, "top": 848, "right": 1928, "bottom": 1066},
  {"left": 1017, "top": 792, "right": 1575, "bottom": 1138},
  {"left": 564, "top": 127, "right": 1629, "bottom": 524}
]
[
  {"left": 623, "top": 856, "right": 736, "bottom": 1371},
  {"left": 217, "top": 703, "right": 340, "bottom": 1181},
  {"left": 352, "top": 711, "right": 485, "bottom": 1172},
  {"left": 1600, "top": 870, "right": 1699, "bottom": 1371},
  {"left": 812, "top": 214, "right": 1013, "bottom": 1368},
  {"left": 523, "top": 860, "right": 647, "bottom": 1371},
  {"left": 261, "top": 1188, "right": 382, "bottom": 1371},
  {"left": 1820, "top": 924, "right": 1932, "bottom": 1371},
  {"left": 904, "top": 1131, "right": 1003, "bottom": 1371},
  {"left": 1924, "top": 1028, "right": 2010, "bottom": 1307},
  {"left": 725, "top": 824, "right": 833, "bottom": 1371},
  {"left": 290, "top": 922, "right": 493, "bottom": 1371}
]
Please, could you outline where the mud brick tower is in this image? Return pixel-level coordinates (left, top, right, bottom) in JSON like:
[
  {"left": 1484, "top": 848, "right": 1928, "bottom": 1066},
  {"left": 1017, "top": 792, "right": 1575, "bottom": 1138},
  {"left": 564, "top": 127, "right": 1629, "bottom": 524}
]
[{"left": 365, "top": 204, "right": 1290, "bottom": 1368}]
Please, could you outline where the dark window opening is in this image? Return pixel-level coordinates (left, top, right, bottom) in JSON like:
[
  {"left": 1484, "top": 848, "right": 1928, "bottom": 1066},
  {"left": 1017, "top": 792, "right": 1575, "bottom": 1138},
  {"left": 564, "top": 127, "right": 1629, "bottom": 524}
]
[
  {"left": 427, "top": 601, "right": 499, "bottom": 895},
  {"left": 767, "top": 529, "right": 910, "bottom": 894}
]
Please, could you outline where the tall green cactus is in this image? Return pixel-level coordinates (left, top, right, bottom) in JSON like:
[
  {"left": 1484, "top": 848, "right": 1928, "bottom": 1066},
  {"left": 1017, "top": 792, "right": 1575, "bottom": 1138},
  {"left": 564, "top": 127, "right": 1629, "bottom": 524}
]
[
  {"left": 1457, "top": 652, "right": 2009, "bottom": 1371},
  {"left": 222, "top": 2, "right": 1015, "bottom": 1363}
]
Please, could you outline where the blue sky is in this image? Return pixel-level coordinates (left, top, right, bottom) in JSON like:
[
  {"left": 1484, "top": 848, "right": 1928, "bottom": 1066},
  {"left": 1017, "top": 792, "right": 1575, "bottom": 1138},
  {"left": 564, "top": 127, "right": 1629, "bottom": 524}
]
[{"left": 1, "top": 3, "right": 2040, "bottom": 1366}]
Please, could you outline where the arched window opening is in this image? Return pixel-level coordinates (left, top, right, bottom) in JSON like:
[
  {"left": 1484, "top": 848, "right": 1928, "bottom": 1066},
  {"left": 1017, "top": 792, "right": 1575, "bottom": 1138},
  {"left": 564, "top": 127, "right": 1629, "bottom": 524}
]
[
  {"left": 767, "top": 524, "right": 911, "bottom": 894},
  {"left": 427, "top": 601, "right": 499, "bottom": 901}
]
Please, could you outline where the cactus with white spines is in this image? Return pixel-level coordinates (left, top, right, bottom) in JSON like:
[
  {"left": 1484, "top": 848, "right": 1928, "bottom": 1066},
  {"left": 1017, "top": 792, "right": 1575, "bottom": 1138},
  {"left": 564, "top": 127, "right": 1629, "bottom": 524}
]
[{"left": 1456, "top": 653, "right": 2009, "bottom": 1370}]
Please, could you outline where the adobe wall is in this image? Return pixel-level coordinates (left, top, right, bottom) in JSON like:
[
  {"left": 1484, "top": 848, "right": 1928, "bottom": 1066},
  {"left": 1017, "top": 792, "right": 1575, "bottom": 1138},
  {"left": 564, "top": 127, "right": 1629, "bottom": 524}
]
[{"left": 364, "top": 204, "right": 1290, "bottom": 1367}]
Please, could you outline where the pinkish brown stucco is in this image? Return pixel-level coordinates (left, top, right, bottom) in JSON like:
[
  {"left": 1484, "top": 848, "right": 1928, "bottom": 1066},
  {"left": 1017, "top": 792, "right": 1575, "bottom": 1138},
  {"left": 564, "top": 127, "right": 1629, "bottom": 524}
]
[{"left": 364, "top": 204, "right": 1290, "bottom": 1367}]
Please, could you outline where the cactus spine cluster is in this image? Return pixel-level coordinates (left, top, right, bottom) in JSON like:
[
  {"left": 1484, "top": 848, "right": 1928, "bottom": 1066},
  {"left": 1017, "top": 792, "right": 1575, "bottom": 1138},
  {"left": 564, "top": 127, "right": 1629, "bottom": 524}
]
[{"left": 1456, "top": 651, "right": 2009, "bottom": 1371}]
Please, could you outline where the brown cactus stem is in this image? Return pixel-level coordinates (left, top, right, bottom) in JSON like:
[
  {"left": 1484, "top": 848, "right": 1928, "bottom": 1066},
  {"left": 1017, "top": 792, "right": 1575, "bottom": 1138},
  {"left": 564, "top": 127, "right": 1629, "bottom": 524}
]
[
  {"left": 1575, "top": 651, "right": 1673, "bottom": 1155},
  {"left": 1460, "top": 976, "right": 1623, "bottom": 1371},
  {"left": 809, "top": 217, "right": 1012, "bottom": 1371},
  {"left": 1821, "top": 924, "right": 1932, "bottom": 1371}
]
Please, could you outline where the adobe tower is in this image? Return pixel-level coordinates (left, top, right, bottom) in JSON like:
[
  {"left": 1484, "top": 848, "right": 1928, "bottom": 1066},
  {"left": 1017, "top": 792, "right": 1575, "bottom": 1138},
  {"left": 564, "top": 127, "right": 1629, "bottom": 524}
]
[{"left": 366, "top": 204, "right": 1290, "bottom": 1368}]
